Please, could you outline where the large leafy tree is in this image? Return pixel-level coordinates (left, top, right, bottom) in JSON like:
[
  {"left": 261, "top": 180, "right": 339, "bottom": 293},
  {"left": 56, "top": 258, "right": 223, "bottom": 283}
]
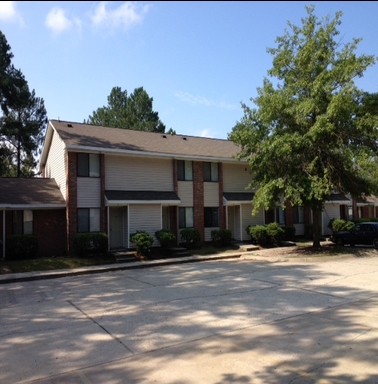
[
  {"left": 229, "top": 6, "right": 378, "bottom": 247},
  {"left": 0, "top": 31, "right": 48, "bottom": 177},
  {"left": 85, "top": 86, "right": 166, "bottom": 133}
]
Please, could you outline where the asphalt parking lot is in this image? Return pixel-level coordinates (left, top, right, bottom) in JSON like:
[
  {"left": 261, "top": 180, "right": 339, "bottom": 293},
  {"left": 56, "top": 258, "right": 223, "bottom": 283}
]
[{"left": 1, "top": 254, "right": 378, "bottom": 384}]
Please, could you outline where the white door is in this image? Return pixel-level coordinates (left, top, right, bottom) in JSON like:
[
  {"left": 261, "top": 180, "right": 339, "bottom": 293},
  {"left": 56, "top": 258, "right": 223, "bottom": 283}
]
[{"left": 110, "top": 207, "right": 124, "bottom": 249}]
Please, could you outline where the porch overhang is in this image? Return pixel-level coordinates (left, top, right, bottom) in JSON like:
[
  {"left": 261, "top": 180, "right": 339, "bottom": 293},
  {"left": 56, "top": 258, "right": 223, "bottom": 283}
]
[
  {"left": 223, "top": 192, "right": 255, "bottom": 206},
  {"left": 105, "top": 190, "right": 181, "bottom": 206},
  {"left": 324, "top": 193, "right": 351, "bottom": 205}
]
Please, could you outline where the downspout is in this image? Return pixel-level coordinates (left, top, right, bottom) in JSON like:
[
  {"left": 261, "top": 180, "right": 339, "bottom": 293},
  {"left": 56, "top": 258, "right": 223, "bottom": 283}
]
[{"left": 107, "top": 205, "right": 110, "bottom": 252}]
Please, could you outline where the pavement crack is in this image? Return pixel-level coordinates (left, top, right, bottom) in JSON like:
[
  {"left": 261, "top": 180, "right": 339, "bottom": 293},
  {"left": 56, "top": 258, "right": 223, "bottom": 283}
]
[{"left": 67, "top": 299, "right": 134, "bottom": 355}]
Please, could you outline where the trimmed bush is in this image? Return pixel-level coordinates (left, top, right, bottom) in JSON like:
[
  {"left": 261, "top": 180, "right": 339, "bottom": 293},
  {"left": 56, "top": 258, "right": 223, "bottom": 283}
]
[
  {"left": 180, "top": 228, "right": 200, "bottom": 248},
  {"left": 249, "top": 225, "right": 269, "bottom": 245},
  {"left": 155, "top": 229, "right": 176, "bottom": 248},
  {"left": 281, "top": 226, "right": 296, "bottom": 241},
  {"left": 266, "top": 222, "right": 285, "bottom": 245},
  {"left": 5, "top": 234, "right": 38, "bottom": 260},
  {"left": 211, "top": 229, "right": 232, "bottom": 246},
  {"left": 329, "top": 219, "right": 354, "bottom": 233},
  {"left": 74, "top": 233, "right": 108, "bottom": 257},
  {"left": 129, "top": 231, "right": 154, "bottom": 256}
]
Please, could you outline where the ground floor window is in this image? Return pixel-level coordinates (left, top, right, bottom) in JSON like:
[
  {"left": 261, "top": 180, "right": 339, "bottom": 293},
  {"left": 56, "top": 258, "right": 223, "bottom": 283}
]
[
  {"left": 275, "top": 207, "right": 285, "bottom": 225},
  {"left": 204, "top": 207, "right": 219, "bottom": 227},
  {"left": 78, "top": 208, "right": 101, "bottom": 232},
  {"left": 293, "top": 206, "right": 304, "bottom": 224},
  {"left": 179, "top": 207, "right": 194, "bottom": 228},
  {"left": 12, "top": 210, "right": 33, "bottom": 235}
]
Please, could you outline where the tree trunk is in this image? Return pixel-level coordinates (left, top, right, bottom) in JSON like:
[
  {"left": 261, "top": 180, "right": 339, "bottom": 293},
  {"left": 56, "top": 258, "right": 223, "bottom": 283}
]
[{"left": 312, "top": 208, "right": 321, "bottom": 248}]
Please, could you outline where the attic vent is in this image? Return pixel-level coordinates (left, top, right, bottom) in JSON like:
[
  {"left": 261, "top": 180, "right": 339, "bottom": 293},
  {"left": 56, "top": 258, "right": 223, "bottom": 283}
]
[
  {"left": 162, "top": 135, "right": 167, "bottom": 138},
  {"left": 67, "top": 124, "right": 73, "bottom": 128},
  {"left": 183, "top": 137, "right": 187, "bottom": 140}
]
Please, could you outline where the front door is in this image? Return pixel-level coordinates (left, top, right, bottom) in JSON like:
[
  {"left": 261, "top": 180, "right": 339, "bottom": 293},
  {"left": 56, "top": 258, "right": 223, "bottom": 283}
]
[{"left": 109, "top": 207, "right": 124, "bottom": 249}]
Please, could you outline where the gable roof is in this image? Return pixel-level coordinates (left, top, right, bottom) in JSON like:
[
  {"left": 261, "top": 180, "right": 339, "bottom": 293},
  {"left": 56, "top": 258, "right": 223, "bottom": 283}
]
[
  {"left": 0, "top": 178, "right": 66, "bottom": 209},
  {"left": 40, "top": 120, "right": 244, "bottom": 166}
]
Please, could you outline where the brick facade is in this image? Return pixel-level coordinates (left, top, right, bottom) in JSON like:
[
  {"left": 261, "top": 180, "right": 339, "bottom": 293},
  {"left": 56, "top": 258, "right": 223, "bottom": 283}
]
[
  {"left": 66, "top": 151, "right": 77, "bottom": 255},
  {"left": 0, "top": 209, "right": 66, "bottom": 258},
  {"left": 193, "top": 161, "right": 205, "bottom": 243}
]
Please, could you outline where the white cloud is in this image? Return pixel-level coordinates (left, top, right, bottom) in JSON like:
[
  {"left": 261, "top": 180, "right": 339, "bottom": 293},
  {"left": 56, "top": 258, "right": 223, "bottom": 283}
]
[
  {"left": 0, "top": 1, "right": 24, "bottom": 24},
  {"left": 175, "top": 91, "right": 213, "bottom": 106},
  {"left": 45, "top": 7, "right": 81, "bottom": 35},
  {"left": 90, "top": 1, "right": 149, "bottom": 31},
  {"left": 175, "top": 91, "right": 239, "bottom": 110}
]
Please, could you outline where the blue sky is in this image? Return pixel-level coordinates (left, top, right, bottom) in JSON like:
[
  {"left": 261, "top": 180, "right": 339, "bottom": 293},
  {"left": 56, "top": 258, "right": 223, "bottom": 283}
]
[{"left": 1, "top": 1, "right": 377, "bottom": 139}]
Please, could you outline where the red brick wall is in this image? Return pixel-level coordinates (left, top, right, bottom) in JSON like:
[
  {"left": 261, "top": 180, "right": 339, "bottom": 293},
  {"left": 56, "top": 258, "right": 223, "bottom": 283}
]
[
  {"left": 100, "top": 154, "right": 107, "bottom": 234},
  {"left": 0, "top": 209, "right": 66, "bottom": 258},
  {"left": 284, "top": 201, "right": 294, "bottom": 227},
  {"left": 66, "top": 151, "right": 77, "bottom": 255},
  {"left": 218, "top": 163, "right": 225, "bottom": 229},
  {"left": 33, "top": 209, "right": 66, "bottom": 257},
  {"left": 193, "top": 161, "right": 204, "bottom": 243}
]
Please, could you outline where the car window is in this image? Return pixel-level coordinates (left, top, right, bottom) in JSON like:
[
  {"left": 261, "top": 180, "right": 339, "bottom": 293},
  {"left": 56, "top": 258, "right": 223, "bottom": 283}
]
[{"left": 363, "top": 224, "right": 373, "bottom": 232}]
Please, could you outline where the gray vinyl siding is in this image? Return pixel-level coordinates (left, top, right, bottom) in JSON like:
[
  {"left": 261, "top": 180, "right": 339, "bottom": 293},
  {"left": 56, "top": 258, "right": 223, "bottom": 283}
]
[
  {"left": 205, "top": 227, "right": 218, "bottom": 242},
  {"left": 178, "top": 181, "right": 193, "bottom": 206},
  {"left": 77, "top": 178, "right": 101, "bottom": 207},
  {"left": 128, "top": 204, "right": 161, "bottom": 247},
  {"left": 44, "top": 130, "right": 67, "bottom": 200},
  {"left": 323, "top": 203, "right": 340, "bottom": 236},
  {"left": 242, "top": 204, "right": 264, "bottom": 241},
  {"left": 223, "top": 163, "right": 252, "bottom": 192},
  {"left": 105, "top": 154, "right": 173, "bottom": 191},
  {"left": 294, "top": 223, "right": 305, "bottom": 236},
  {"left": 204, "top": 183, "right": 219, "bottom": 207}
]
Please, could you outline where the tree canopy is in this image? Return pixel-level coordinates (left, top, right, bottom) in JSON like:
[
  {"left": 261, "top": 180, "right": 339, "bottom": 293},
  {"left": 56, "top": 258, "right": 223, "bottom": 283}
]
[
  {"left": 85, "top": 86, "right": 166, "bottom": 133},
  {"left": 229, "top": 5, "right": 378, "bottom": 247},
  {"left": 0, "top": 31, "right": 48, "bottom": 177}
]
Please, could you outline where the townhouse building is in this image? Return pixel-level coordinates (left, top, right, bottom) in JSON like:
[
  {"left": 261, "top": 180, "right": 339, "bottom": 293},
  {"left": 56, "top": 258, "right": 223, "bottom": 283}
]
[{"left": 2, "top": 119, "right": 370, "bottom": 258}]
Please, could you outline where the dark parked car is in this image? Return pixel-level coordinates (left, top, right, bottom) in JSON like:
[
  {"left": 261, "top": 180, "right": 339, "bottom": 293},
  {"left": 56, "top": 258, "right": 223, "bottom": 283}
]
[{"left": 329, "top": 222, "right": 378, "bottom": 248}]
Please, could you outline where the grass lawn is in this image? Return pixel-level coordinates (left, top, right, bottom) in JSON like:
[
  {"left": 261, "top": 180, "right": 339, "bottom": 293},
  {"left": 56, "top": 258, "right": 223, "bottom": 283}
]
[{"left": 1, "top": 240, "right": 376, "bottom": 275}]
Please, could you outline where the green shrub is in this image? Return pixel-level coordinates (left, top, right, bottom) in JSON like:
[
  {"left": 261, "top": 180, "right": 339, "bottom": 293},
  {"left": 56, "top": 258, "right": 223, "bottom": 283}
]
[
  {"left": 330, "top": 219, "right": 354, "bottom": 233},
  {"left": 74, "top": 233, "right": 108, "bottom": 257},
  {"left": 155, "top": 229, "right": 176, "bottom": 248},
  {"left": 5, "top": 234, "right": 38, "bottom": 260},
  {"left": 180, "top": 228, "right": 200, "bottom": 248},
  {"left": 281, "top": 225, "right": 296, "bottom": 241},
  {"left": 266, "top": 222, "right": 285, "bottom": 245},
  {"left": 129, "top": 231, "right": 154, "bottom": 256},
  {"left": 211, "top": 229, "right": 232, "bottom": 245},
  {"left": 249, "top": 225, "right": 269, "bottom": 245}
]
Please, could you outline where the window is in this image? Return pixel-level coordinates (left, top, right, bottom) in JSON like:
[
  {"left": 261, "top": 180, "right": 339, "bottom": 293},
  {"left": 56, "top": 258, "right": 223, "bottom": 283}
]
[
  {"left": 204, "top": 207, "right": 219, "bottom": 227},
  {"left": 204, "top": 162, "right": 218, "bottom": 182},
  {"left": 179, "top": 207, "right": 194, "bottom": 228},
  {"left": 78, "top": 208, "right": 101, "bottom": 232},
  {"left": 77, "top": 153, "right": 100, "bottom": 177},
  {"left": 177, "top": 160, "right": 193, "bottom": 181},
  {"left": 275, "top": 207, "right": 285, "bottom": 225},
  {"left": 12, "top": 210, "right": 33, "bottom": 235},
  {"left": 293, "top": 206, "right": 304, "bottom": 224}
]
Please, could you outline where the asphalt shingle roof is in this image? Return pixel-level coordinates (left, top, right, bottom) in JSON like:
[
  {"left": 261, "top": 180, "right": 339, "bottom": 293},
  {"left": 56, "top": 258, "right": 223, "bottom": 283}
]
[
  {"left": 50, "top": 120, "right": 243, "bottom": 160},
  {"left": 0, "top": 178, "right": 65, "bottom": 207},
  {"left": 105, "top": 190, "right": 180, "bottom": 202}
]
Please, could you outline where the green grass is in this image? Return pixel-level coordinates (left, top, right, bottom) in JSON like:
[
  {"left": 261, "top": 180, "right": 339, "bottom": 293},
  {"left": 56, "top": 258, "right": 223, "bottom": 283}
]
[{"left": 0, "top": 254, "right": 116, "bottom": 274}]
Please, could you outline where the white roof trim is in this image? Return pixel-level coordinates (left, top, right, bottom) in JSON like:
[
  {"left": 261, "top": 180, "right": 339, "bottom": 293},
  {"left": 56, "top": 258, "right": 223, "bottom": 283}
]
[{"left": 0, "top": 204, "right": 66, "bottom": 210}]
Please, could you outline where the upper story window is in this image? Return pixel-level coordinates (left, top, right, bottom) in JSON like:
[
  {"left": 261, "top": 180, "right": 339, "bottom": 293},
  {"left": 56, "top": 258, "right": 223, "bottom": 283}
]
[
  {"left": 77, "top": 153, "right": 100, "bottom": 177},
  {"left": 204, "top": 162, "right": 218, "bottom": 182},
  {"left": 177, "top": 160, "right": 193, "bottom": 181}
]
